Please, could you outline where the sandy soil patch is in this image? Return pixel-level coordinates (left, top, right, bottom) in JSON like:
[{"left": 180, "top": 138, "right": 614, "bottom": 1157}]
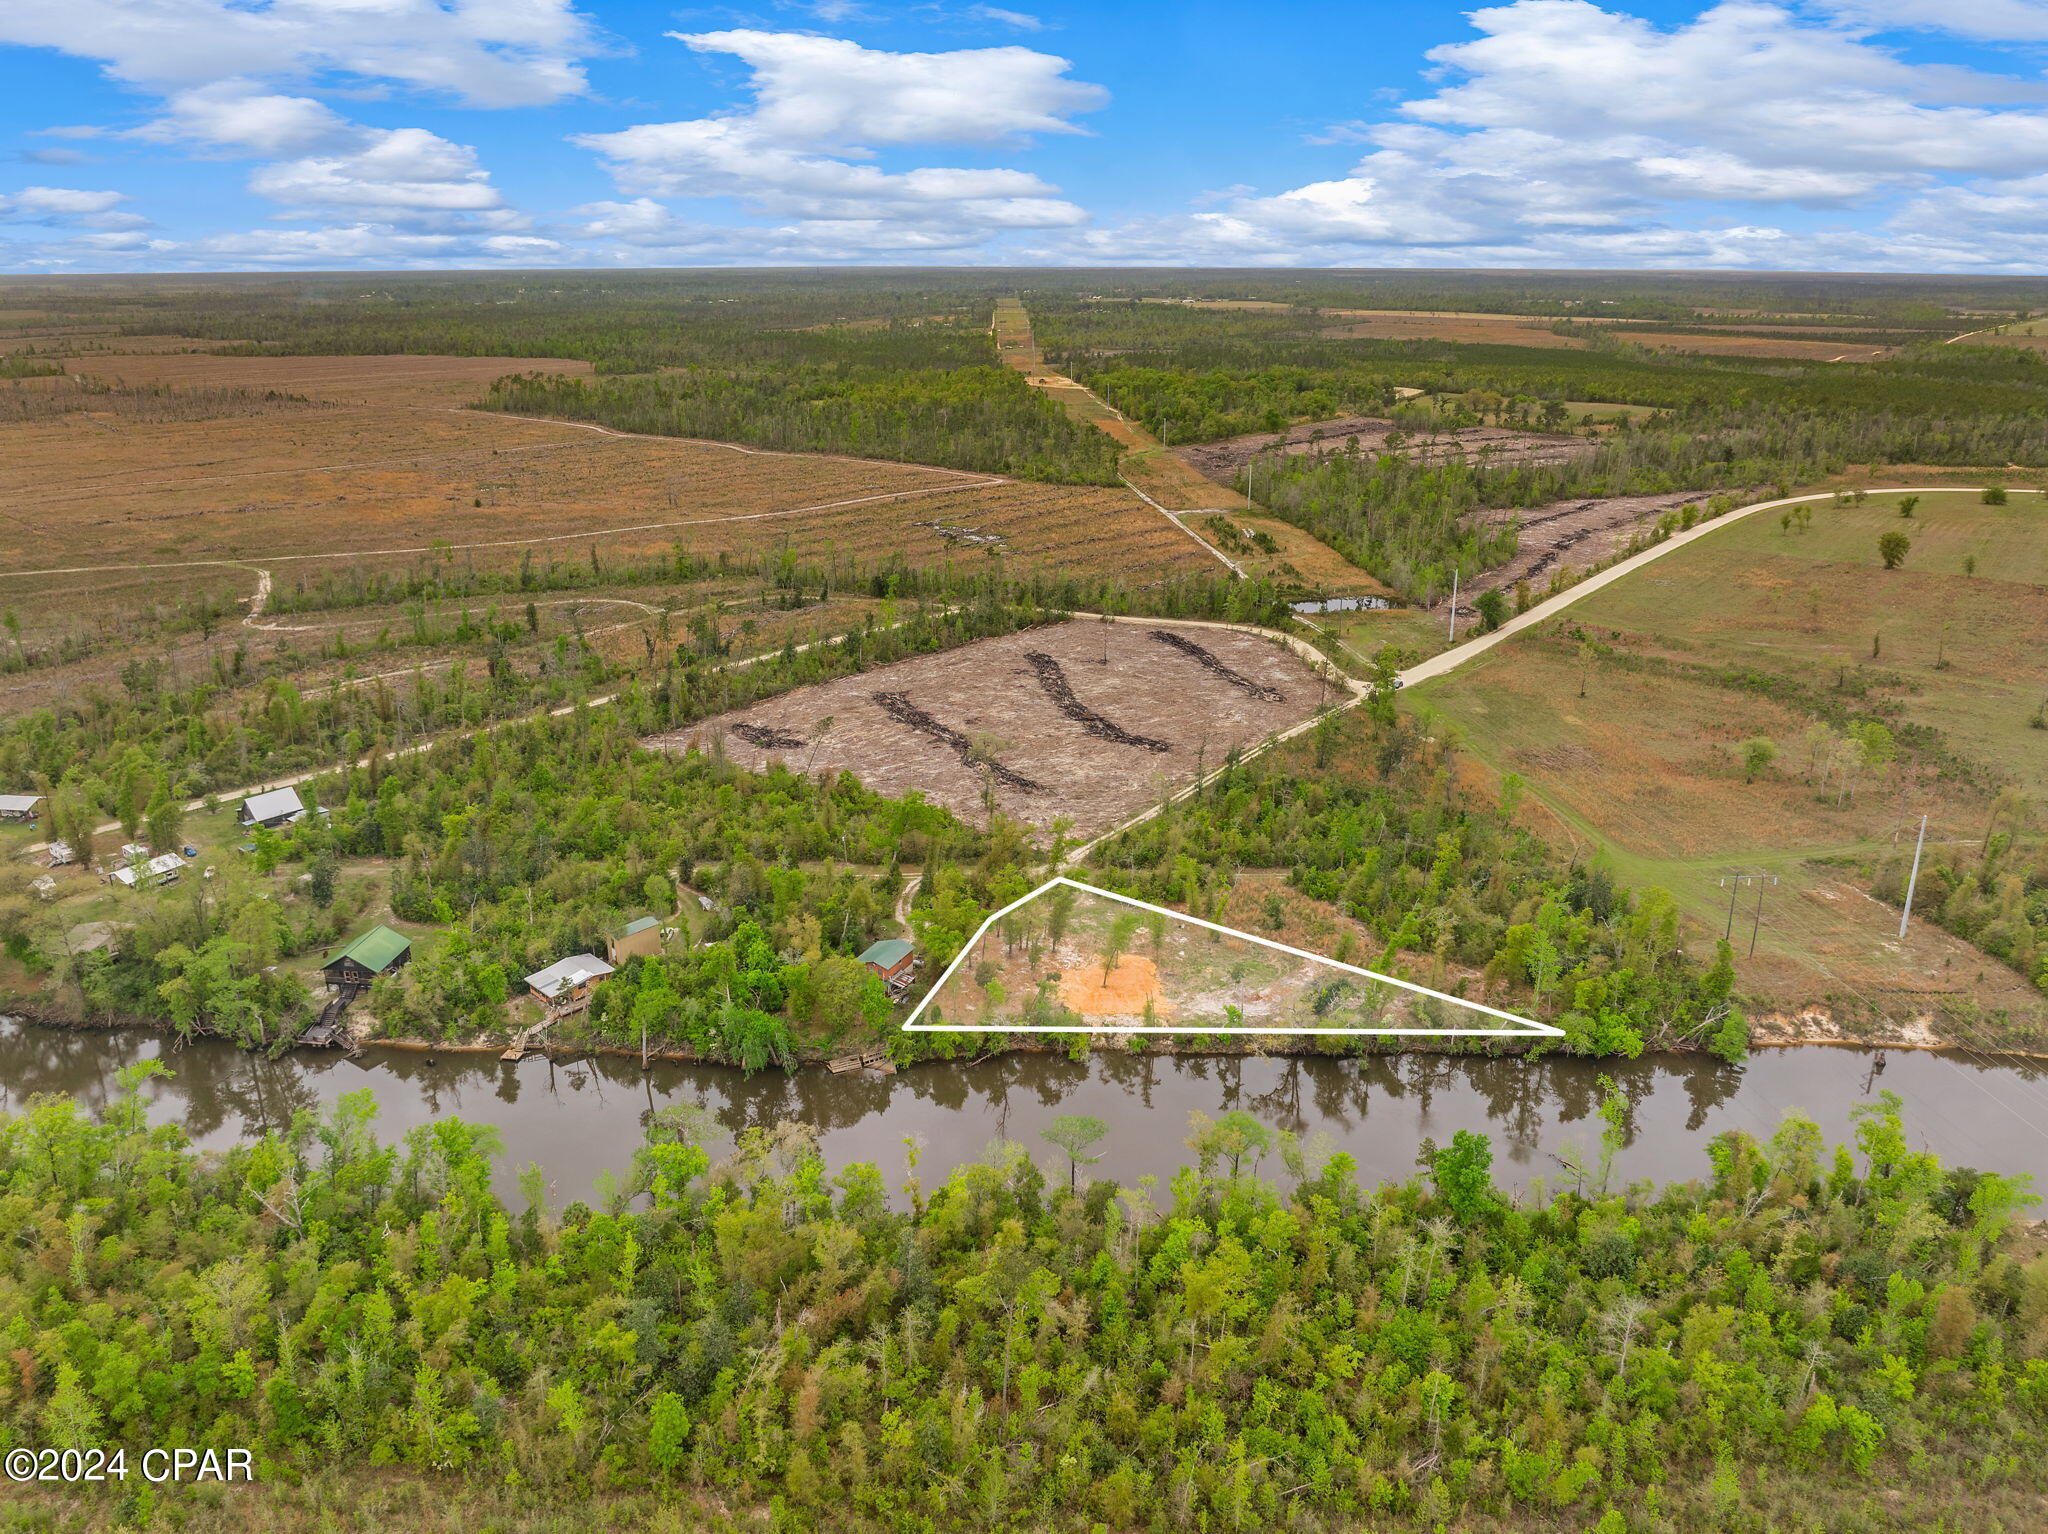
[
  {"left": 656, "top": 619, "right": 1331, "bottom": 834},
  {"left": 1060, "top": 954, "right": 1172, "bottom": 1017}
]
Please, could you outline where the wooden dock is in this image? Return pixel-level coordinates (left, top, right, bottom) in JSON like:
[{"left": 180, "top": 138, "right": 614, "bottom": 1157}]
[
  {"left": 299, "top": 982, "right": 361, "bottom": 1049},
  {"left": 501, "top": 1020, "right": 550, "bottom": 1062},
  {"left": 827, "top": 1050, "right": 897, "bottom": 1076}
]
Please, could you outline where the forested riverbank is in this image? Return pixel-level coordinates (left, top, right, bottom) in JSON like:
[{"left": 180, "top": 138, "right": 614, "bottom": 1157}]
[{"left": 0, "top": 1078, "right": 2042, "bottom": 1532}]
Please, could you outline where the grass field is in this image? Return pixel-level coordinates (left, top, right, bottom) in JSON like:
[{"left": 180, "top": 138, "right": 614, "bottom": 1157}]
[{"left": 1413, "top": 488, "right": 2048, "bottom": 1041}]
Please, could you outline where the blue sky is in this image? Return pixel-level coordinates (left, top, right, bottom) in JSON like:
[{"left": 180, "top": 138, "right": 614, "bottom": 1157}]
[{"left": 6, "top": 0, "right": 2048, "bottom": 272}]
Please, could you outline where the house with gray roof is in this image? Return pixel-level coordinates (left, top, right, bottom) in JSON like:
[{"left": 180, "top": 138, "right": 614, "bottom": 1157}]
[{"left": 239, "top": 786, "right": 306, "bottom": 829}]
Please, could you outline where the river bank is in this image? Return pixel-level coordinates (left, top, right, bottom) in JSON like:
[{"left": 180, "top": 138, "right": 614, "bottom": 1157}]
[{"left": 6, "top": 1014, "right": 2045, "bottom": 1208}]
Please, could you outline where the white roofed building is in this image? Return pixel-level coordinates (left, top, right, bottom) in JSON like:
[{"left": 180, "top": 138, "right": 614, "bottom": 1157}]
[
  {"left": 112, "top": 853, "right": 185, "bottom": 890},
  {"left": 524, "top": 954, "right": 614, "bottom": 1014},
  {"left": 239, "top": 787, "right": 306, "bottom": 829}
]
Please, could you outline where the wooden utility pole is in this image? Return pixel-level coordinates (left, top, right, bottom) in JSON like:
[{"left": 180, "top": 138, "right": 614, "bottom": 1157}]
[{"left": 1718, "top": 873, "right": 1777, "bottom": 954}]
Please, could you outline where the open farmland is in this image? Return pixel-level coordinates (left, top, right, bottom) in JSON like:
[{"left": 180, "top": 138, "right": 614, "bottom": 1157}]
[
  {"left": 1414, "top": 488, "right": 2048, "bottom": 1043},
  {"left": 656, "top": 618, "right": 1333, "bottom": 835}
]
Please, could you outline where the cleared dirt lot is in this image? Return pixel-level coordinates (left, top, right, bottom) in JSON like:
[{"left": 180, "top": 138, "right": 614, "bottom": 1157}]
[
  {"left": 656, "top": 619, "right": 1331, "bottom": 834},
  {"left": 1179, "top": 416, "right": 1596, "bottom": 481},
  {"left": 1464, "top": 490, "right": 1743, "bottom": 600}
]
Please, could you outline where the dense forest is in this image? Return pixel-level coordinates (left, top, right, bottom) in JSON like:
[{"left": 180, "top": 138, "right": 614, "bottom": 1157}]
[
  {"left": 1, "top": 1081, "right": 2041, "bottom": 1532},
  {"left": 1020, "top": 300, "right": 2048, "bottom": 604},
  {"left": 479, "top": 364, "right": 1120, "bottom": 484},
  {"left": 1032, "top": 305, "right": 2048, "bottom": 448}
]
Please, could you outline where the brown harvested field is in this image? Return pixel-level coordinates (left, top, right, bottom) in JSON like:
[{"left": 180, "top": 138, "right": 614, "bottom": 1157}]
[
  {"left": 0, "top": 331, "right": 220, "bottom": 355},
  {"left": 655, "top": 618, "right": 1331, "bottom": 834},
  {"left": 67, "top": 348, "right": 593, "bottom": 407},
  {"left": 0, "top": 350, "right": 1207, "bottom": 588},
  {"left": 1316, "top": 313, "right": 1585, "bottom": 348}
]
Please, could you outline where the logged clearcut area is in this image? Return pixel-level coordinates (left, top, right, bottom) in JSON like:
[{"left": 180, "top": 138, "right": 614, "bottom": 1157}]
[{"left": 656, "top": 619, "right": 1327, "bottom": 833}]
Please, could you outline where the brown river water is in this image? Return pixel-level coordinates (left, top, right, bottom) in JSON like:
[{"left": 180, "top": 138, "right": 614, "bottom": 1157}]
[{"left": 4, "top": 1017, "right": 2046, "bottom": 1203}]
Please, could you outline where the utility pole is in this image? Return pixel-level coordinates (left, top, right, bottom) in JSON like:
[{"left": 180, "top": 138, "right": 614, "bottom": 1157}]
[
  {"left": 1748, "top": 875, "right": 1777, "bottom": 957},
  {"left": 1719, "top": 872, "right": 1777, "bottom": 951},
  {"left": 1447, "top": 570, "right": 1460, "bottom": 643},
  {"left": 1899, "top": 812, "right": 1928, "bottom": 940}
]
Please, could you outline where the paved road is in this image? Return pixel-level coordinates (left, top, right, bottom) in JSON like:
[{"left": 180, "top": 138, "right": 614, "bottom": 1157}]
[
  {"left": 1062, "top": 485, "right": 2031, "bottom": 869},
  {"left": 1399, "top": 486, "right": 2034, "bottom": 689}
]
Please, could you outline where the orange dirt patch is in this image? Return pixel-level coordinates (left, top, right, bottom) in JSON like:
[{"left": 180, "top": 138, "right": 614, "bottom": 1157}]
[{"left": 1059, "top": 954, "right": 1173, "bottom": 1017}]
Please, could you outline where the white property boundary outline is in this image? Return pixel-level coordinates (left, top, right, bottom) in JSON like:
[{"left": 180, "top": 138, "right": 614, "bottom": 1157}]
[{"left": 901, "top": 875, "right": 1563, "bottom": 1037}]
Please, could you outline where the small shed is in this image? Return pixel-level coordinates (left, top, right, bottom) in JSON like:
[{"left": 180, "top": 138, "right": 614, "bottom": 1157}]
[
  {"left": 0, "top": 793, "right": 42, "bottom": 822},
  {"left": 607, "top": 915, "right": 664, "bottom": 966},
  {"left": 525, "top": 954, "right": 614, "bottom": 1013},
  {"left": 43, "top": 840, "right": 75, "bottom": 868},
  {"left": 857, "top": 938, "right": 916, "bottom": 987},
  {"left": 239, "top": 786, "right": 306, "bottom": 829},
  {"left": 112, "top": 852, "right": 184, "bottom": 890},
  {"left": 322, "top": 925, "right": 412, "bottom": 989}
]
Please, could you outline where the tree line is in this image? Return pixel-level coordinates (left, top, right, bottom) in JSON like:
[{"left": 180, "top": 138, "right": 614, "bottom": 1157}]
[{"left": 0, "top": 1078, "right": 2040, "bottom": 1531}]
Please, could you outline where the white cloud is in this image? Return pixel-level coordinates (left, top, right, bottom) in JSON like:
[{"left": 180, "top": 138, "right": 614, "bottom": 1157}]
[
  {"left": 249, "top": 128, "right": 507, "bottom": 223},
  {"left": 1804, "top": 0, "right": 2048, "bottom": 43},
  {"left": 964, "top": 7, "right": 1047, "bottom": 34},
  {"left": 572, "top": 195, "right": 1068, "bottom": 260},
  {"left": 140, "top": 81, "right": 356, "bottom": 154},
  {"left": 664, "top": 29, "right": 1104, "bottom": 148},
  {"left": 0, "top": 184, "right": 149, "bottom": 230},
  {"left": 0, "top": 0, "right": 596, "bottom": 108},
  {"left": 573, "top": 30, "right": 1101, "bottom": 259},
  {"left": 577, "top": 118, "right": 1081, "bottom": 224},
  {"left": 1053, "top": 0, "right": 2048, "bottom": 271}
]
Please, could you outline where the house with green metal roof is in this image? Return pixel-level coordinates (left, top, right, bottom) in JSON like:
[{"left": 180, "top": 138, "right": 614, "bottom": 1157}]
[
  {"left": 607, "top": 914, "right": 666, "bottom": 966},
  {"left": 322, "top": 925, "right": 413, "bottom": 989},
  {"left": 857, "top": 938, "right": 917, "bottom": 985}
]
